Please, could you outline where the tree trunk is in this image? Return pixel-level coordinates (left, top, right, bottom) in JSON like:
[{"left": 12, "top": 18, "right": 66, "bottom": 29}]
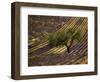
[
  {"left": 66, "top": 46, "right": 70, "bottom": 53},
  {"left": 66, "top": 38, "right": 73, "bottom": 53}
]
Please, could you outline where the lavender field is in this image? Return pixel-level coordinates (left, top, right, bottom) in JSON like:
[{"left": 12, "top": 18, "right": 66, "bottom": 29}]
[{"left": 28, "top": 15, "right": 88, "bottom": 66}]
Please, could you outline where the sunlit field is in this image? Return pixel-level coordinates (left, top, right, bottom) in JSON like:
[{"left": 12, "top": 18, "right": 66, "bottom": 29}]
[{"left": 28, "top": 15, "right": 88, "bottom": 66}]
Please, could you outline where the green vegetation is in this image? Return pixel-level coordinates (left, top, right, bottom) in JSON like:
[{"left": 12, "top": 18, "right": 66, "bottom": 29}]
[{"left": 48, "top": 28, "right": 82, "bottom": 53}]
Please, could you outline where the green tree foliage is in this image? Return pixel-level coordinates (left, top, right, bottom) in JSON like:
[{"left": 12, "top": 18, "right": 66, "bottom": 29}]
[{"left": 48, "top": 28, "right": 82, "bottom": 53}]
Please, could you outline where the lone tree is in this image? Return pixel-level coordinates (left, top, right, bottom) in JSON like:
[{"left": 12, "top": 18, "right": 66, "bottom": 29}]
[{"left": 48, "top": 28, "right": 82, "bottom": 53}]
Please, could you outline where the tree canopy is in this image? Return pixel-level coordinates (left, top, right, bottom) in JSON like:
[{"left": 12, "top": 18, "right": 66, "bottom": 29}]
[{"left": 48, "top": 28, "right": 82, "bottom": 53}]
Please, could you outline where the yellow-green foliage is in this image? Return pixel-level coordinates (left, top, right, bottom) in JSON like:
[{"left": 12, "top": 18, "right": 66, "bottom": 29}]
[{"left": 48, "top": 28, "right": 82, "bottom": 48}]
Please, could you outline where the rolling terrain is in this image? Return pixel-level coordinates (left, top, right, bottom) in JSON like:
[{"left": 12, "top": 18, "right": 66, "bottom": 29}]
[{"left": 28, "top": 15, "right": 88, "bottom": 66}]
